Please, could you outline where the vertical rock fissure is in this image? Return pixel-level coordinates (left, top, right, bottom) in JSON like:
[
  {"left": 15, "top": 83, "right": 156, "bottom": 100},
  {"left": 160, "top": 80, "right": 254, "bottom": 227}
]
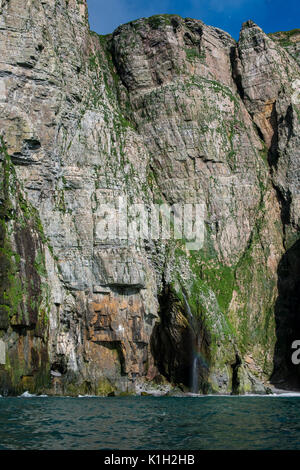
[{"left": 231, "top": 354, "right": 242, "bottom": 395}]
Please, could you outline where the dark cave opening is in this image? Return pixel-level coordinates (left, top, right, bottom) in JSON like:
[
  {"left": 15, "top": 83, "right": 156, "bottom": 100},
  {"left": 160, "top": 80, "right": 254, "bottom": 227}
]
[
  {"left": 271, "top": 239, "right": 300, "bottom": 390},
  {"left": 150, "top": 285, "right": 193, "bottom": 389},
  {"left": 150, "top": 284, "right": 211, "bottom": 392},
  {"left": 231, "top": 353, "right": 242, "bottom": 395}
]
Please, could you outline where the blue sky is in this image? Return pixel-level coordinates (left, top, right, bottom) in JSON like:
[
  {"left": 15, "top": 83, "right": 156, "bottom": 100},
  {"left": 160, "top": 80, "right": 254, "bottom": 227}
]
[{"left": 87, "top": 0, "right": 299, "bottom": 39}]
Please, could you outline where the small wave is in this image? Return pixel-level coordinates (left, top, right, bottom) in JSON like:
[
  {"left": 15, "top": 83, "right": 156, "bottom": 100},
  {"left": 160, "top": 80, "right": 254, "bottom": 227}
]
[
  {"left": 78, "top": 394, "right": 98, "bottom": 398},
  {"left": 19, "top": 391, "right": 36, "bottom": 398},
  {"left": 18, "top": 391, "right": 48, "bottom": 398}
]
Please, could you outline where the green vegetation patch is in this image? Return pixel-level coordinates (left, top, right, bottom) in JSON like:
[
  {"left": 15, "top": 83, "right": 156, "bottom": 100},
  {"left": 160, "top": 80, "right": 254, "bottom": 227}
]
[
  {"left": 0, "top": 137, "right": 49, "bottom": 330},
  {"left": 146, "top": 14, "right": 176, "bottom": 29}
]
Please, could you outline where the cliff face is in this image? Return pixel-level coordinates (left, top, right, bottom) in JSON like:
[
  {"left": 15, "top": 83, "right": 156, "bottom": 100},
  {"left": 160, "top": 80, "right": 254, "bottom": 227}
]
[
  {"left": 0, "top": 0, "right": 299, "bottom": 395},
  {"left": 268, "top": 29, "right": 300, "bottom": 66}
]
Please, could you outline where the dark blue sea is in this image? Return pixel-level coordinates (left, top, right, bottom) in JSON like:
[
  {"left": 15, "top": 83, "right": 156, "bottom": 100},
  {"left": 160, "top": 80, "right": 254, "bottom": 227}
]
[{"left": 0, "top": 394, "right": 300, "bottom": 450}]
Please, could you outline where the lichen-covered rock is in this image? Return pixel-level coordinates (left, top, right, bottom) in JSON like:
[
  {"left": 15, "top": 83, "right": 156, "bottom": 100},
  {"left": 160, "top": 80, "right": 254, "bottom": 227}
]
[{"left": 0, "top": 2, "right": 299, "bottom": 395}]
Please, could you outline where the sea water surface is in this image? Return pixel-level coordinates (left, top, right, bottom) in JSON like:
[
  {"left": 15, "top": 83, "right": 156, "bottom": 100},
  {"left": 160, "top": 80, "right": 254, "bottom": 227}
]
[{"left": 0, "top": 395, "right": 300, "bottom": 450}]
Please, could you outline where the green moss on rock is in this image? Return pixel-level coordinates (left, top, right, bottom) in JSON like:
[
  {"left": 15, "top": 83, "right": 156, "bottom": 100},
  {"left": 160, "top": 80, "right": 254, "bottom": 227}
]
[{"left": 0, "top": 137, "right": 50, "bottom": 395}]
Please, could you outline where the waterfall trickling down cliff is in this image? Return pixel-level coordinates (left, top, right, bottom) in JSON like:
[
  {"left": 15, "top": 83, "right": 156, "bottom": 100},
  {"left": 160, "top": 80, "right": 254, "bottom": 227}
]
[
  {"left": 183, "top": 293, "right": 200, "bottom": 393},
  {"left": 182, "top": 293, "right": 211, "bottom": 393},
  {"left": 191, "top": 356, "right": 199, "bottom": 394}
]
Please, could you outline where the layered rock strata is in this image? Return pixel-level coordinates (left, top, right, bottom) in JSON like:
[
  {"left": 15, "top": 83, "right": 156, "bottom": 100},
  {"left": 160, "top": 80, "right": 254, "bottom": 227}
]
[{"left": 0, "top": 1, "right": 299, "bottom": 395}]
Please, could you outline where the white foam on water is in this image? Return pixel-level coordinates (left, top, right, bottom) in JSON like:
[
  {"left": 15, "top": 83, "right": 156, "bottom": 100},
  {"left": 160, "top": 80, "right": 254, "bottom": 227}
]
[
  {"left": 19, "top": 391, "right": 36, "bottom": 397},
  {"left": 18, "top": 391, "right": 49, "bottom": 398}
]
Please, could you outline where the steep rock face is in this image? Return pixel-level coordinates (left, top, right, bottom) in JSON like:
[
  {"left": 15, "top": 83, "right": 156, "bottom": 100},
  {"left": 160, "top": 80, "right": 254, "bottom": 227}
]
[
  {"left": 235, "top": 21, "right": 300, "bottom": 223},
  {"left": 0, "top": 137, "right": 50, "bottom": 394},
  {"left": 0, "top": 2, "right": 299, "bottom": 395},
  {"left": 233, "top": 21, "right": 300, "bottom": 388},
  {"left": 0, "top": 0, "right": 161, "bottom": 395},
  {"left": 268, "top": 29, "right": 300, "bottom": 66}
]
